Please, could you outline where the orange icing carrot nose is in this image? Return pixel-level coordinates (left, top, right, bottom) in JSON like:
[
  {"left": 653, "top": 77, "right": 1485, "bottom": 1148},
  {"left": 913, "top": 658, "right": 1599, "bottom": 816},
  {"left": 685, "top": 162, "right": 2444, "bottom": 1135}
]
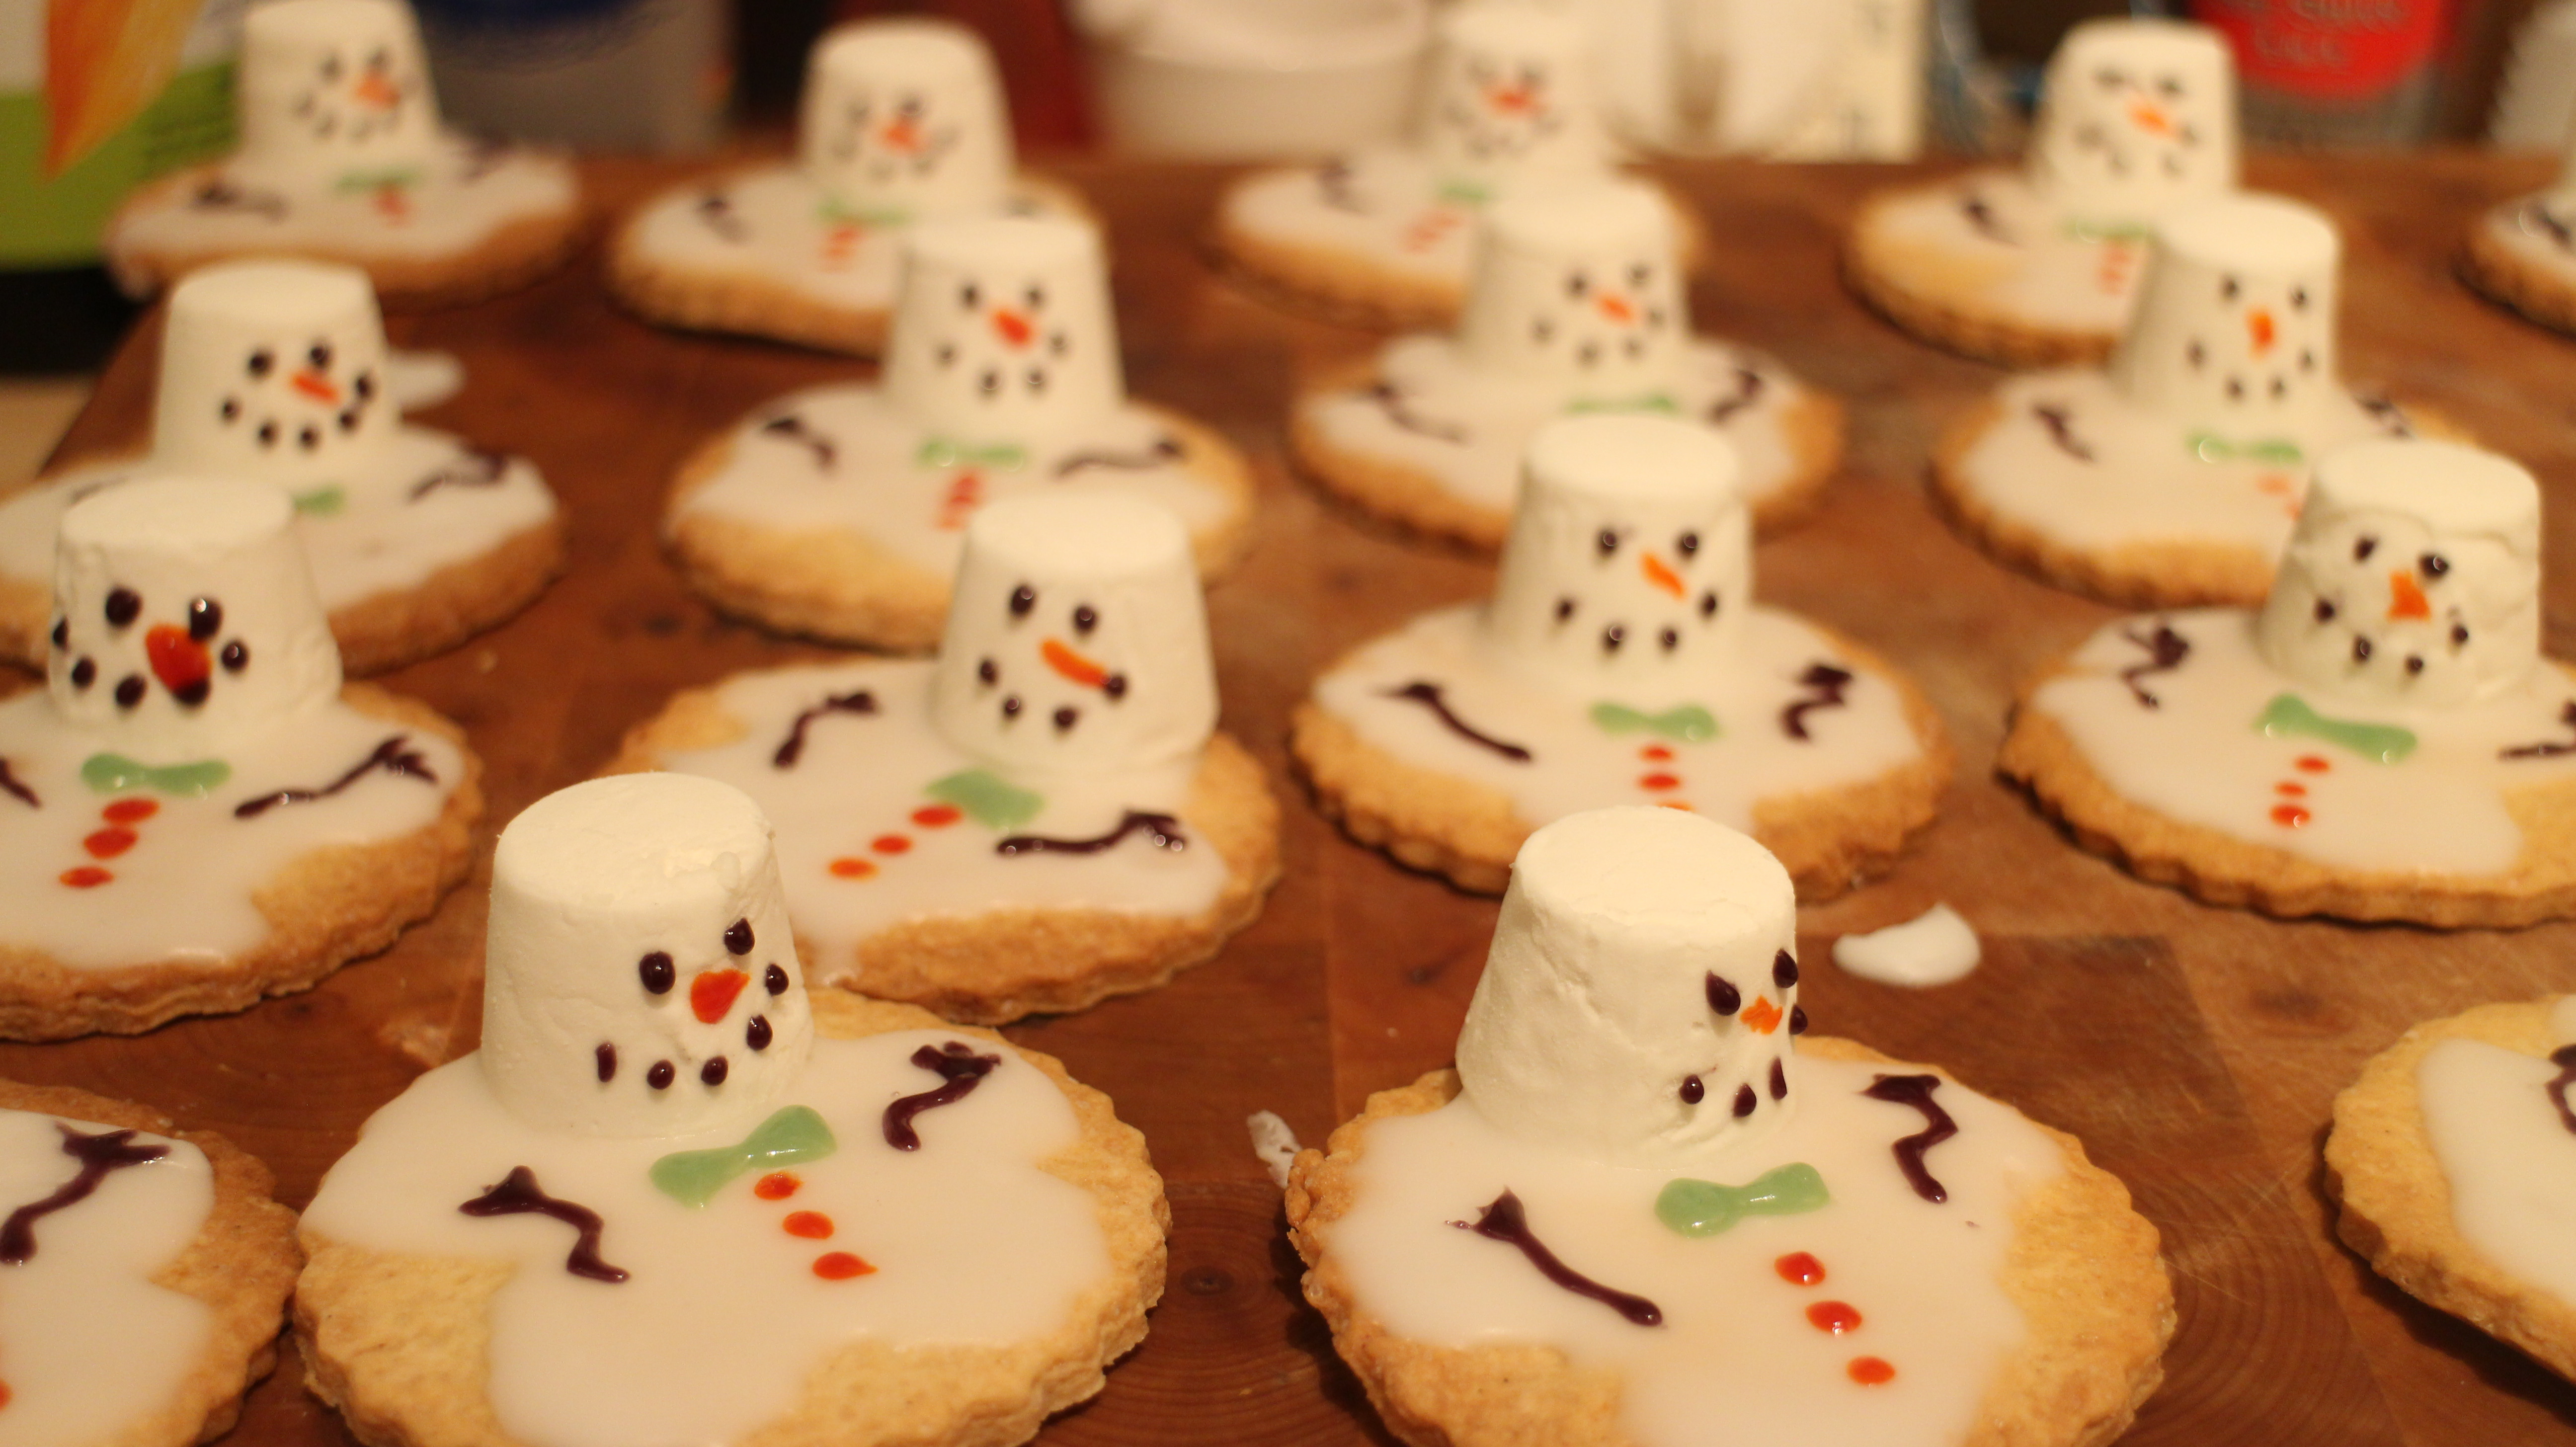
[
  {"left": 2127, "top": 99, "right": 2173, "bottom": 136},
  {"left": 690, "top": 969, "right": 748, "bottom": 1024},
  {"left": 2387, "top": 569, "right": 2431, "bottom": 621},
  {"left": 1640, "top": 552, "right": 1686, "bottom": 598},
  {"left": 1597, "top": 293, "right": 1635, "bottom": 324},
  {"left": 1042, "top": 638, "right": 1110, "bottom": 688},
  {"left": 354, "top": 70, "right": 399, "bottom": 109},
  {"left": 291, "top": 370, "right": 339, "bottom": 404},
  {"left": 144, "top": 624, "right": 209, "bottom": 696},
  {"left": 2247, "top": 308, "right": 2276, "bottom": 357},
  {"left": 881, "top": 117, "right": 921, "bottom": 153},
  {"left": 1740, "top": 997, "right": 1783, "bottom": 1035},
  {"left": 991, "top": 309, "right": 1034, "bottom": 348}
]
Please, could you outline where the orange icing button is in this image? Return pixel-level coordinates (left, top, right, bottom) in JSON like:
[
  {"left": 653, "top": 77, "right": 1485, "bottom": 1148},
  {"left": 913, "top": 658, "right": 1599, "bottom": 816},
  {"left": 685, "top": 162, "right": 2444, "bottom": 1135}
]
[
  {"left": 2275, "top": 782, "right": 2307, "bottom": 798},
  {"left": 871, "top": 834, "right": 911, "bottom": 855},
  {"left": 1775, "top": 1252, "right": 1825, "bottom": 1286},
  {"left": 1640, "top": 744, "right": 1674, "bottom": 761},
  {"left": 2270, "top": 804, "right": 2312, "bottom": 828},
  {"left": 2296, "top": 755, "right": 2331, "bottom": 773},
  {"left": 1848, "top": 1357, "right": 1896, "bottom": 1385},
  {"left": 783, "top": 1211, "right": 834, "bottom": 1240},
  {"left": 1807, "top": 1300, "right": 1862, "bottom": 1335},
  {"left": 1656, "top": 800, "right": 1695, "bottom": 811},
  {"left": 1638, "top": 773, "right": 1681, "bottom": 792},
  {"left": 102, "top": 798, "right": 157, "bottom": 824},
  {"left": 753, "top": 1172, "right": 801, "bottom": 1200},
  {"left": 689, "top": 969, "right": 748, "bottom": 1024},
  {"left": 828, "top": 857, "right": 877, "bottom": 880},
  {"left": 911, "top": 804, "right": 963, "bottom": 828},
  {"left": 82, "top": 827, "right": 136, "bottom": 859},
  {"left": 1740, "top": 997, "right": 1783, "bottom": 1035},
  {"left": 813, "top": 1251, "right": 876, "bottom": 1280},
  {"left": 59, "top": 866, "right": 111, "bottom": 888}
]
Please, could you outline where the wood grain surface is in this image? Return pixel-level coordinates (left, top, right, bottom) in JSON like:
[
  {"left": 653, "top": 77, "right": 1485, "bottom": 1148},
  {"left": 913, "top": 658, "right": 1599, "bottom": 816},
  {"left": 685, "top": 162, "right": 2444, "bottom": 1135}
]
[{"left": 14, "top": 150, "right": 2576, "bottom": 1446}]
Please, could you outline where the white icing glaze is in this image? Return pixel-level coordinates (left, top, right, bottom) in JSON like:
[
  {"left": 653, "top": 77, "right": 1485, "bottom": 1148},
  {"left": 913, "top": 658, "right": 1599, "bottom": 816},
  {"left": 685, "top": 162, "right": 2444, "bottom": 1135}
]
[
  {"left": 642, "top": 658, "right": 1226, "bottom": 975},
  {"left": 236, "top": 0, "right": 443, "bottom": 184},
  {"left": 2026, "top": 19, "right": 2238, "bottom": 227},
  {"left": 929, "top": 492, "right": 1215, "bottom": 777},
  {"left": 1323, "top": 1063, "right": 2063, "bottom": 1447},
  {"left": 2028, "top": 607, "right": 2576, "bottom": 875},
  {"left": 2109, "top": 195, "right": 2340, "bottom": 441},
  {"left": 800, "top": 20, "right": 1013, "bottom": 220},
  {"left": 4, "top": 429, "right": 557, "bottom": 623},
  {"left": 1414, "top": 1, "right": 1606, "bottom": 184},
  {"left": 0, "top": 1109, "right": 214, "bottom": 1447},
  {"left": 1945, "top": 368, "right": 2405, "bottom": 561},
  {"left": 2415, "top": 1004, "right": 2576, "bottom": 1313},
  {"left": 1457, "top": 808, "right": 1800, "bottom": 1167},
  {"left": 1859, "top": 170, "right": 2152, "bottom": 334},
  {"left": 156, "top": 261, "right": 398, "bottom": 489},
  {"left": 48, "top": 477, "right": 339, "bottom": 752},
  {"left": 1487, "top": 414, "right": 1748, "bottom": 696},
  {"left": 1311, "top": 603, "right": 1927, "bottom": 833},
  {"left": 664, "top": 383, "right": 1234, "bottom": 578},
  {"left": 111, "top": 138, "right": 576, "bottom": 263},
  {"left": 1831, "top": 905, "right": 1982, "bottom": 988},
  {"left": 618, "top": 164, "right": 1074, "bottom": 322},
  {"left": 883, "top": 217, "right": 1122, "bottom": 450},
  {"left": 2256, "top": 440, "right": 2542, "bottom": 708},
  {"left": 1248, "top": 1110, "right": 1301, "bottom": 1190},
  {"left": 483, "top": 775, "right": 815, "bottom": 1140},
  {"left": 303, "top": 1030, "right": 1108, "bottom": 1447},
  {"left": 1303, "top": 332, "right": 1809, "bottom": 514}
]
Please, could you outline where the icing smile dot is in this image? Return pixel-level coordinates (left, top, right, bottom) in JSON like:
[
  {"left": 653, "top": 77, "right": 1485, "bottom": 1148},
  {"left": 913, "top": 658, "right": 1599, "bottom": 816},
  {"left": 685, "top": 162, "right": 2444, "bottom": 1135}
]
[
  {"left": 783, "top": 1211, "right": 834, "bottom": 1239},
  {"left": 812, "top": 1251, "right": 876, "bottom": 1280}
]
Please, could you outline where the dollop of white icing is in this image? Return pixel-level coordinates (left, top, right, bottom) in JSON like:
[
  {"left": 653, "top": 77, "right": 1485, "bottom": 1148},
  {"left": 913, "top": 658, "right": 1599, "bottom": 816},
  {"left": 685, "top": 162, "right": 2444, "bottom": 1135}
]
[{"left": 1831, "top": 905, "right": 1981, "bottom": 988}]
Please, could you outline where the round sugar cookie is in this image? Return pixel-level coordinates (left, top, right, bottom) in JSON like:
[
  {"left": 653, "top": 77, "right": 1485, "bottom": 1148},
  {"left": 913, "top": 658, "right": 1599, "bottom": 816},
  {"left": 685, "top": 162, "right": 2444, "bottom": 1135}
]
[
  {"left": 0, "top": 1078, "right": 302, "bottom": 1447},
  {"left": 2462, "top": 190, "right": 2576, "bottom": 337}
]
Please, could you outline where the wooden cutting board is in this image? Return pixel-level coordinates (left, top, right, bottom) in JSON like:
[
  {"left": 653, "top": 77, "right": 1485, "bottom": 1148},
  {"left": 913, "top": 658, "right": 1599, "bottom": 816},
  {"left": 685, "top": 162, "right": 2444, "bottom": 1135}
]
[{"left": 14, "top": 149, "right": 2576, "bottom": 1446}]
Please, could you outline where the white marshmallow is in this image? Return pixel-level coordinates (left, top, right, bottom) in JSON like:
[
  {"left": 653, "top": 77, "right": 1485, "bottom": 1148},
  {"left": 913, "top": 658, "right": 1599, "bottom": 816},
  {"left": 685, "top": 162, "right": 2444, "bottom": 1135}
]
[
  {"left": 2027, "top": 18, "right": 2239, "bottom": 227},
  {"left": 154, "top": 260, "right": 397, "bottom": 489},
  {"left": 1456, "top": 806, "right": 1802, "bottom": 1169},
  {"left": 799, "top": 19, "right": 1014, "bottom": 221},
  {"left": 48, "top": 475, "right": 340, "bottom": 753},
  {"left": 880, "top": 216, "right": 1124, "bottom": 448},
  {"left": 481, "top": 774, "right": 815, "bottom": 1140},
  {"left": 2108, "top": 194, "right": 2340, "bottom": 442},
  {"left": 1455, "top": 176, "right": 1687, "bottom": 399},
  {"left": 1417, "top": 1, "right": 1606, "bottom": 185},
  {"left": 929, "top": 492, "right": 1216, "bottom": 777},
  {"left": 2256, "top": 438, "right": 2543, "bottom": 708},
  {"left": 1483, "top": 413, "right": 1748, "bottom": 702},
  {"left": 236, "top": 0, "right": 443, "bottom": 183}
]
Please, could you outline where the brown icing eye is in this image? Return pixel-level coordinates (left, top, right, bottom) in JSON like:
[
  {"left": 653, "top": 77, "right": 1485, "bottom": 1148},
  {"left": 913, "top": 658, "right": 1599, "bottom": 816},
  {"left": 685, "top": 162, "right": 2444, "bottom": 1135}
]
[
  {"left": 220, "top": 398, "right": 240, "bottom": 420},
  {"left": 2290, "top": 287, "right": 2309, "bottom": 310},
  {"left": 1025, "top": 284, "right": 1044, "bottom": 311},
  {"left": 1072, "top": 605, "right": 1098, "bottom": 635},
  {"left": 247, "top": 349, "right": 273, "bottom": 377},
  {"left": 1790, "top": 1005, "right": 1808, "bottom": 1035},
  {"left": 257, "top": 421, "right": 278, "bottom": 448},
  {"left": 2314, "top": 599, "right": 2336, "bottom": 623},
  {"left": 1733, "top": 1085, "right": 1756, "bottom": 1117},
  {"left": 1773, "top": 950, "right": 1798, "bottom": 988},
  {"left": 2094, "top": 66, "right": 2120, "bottom": 88},
  {"left": 1565, "top": 271, "right": 1588, "bottom": 299},
  {"left": 2452, "top": 624, "right": 2471, "bottom": 647},
  {"left": 639, "top": 952, "right": 675, "bottom": 993},
  {"left": 104, "top": 588, "right": 140, "bottom": 627},
  {"left": 1658, "top": 628, "right": 1679, "bottom": 651},
  {"left": 647, "top": 1061, "right": 674, "bottom": 1090},
  {"left": 746, "top": 1016, "right": 772, "bottom": 1050},
  {"left": 765, "top": 963, "right": 788, "bottom": 994},
  {"left": 2220, "top": 276, "right": 2240, "bottom": 301},
  {"left": 2352, "top": 637, "right": 2373, "bottom": 662},
  {"left": 49, "top": 618, "right": 64, "bottom": 648},
  {"left": 221, "top": 641, "right": 249, "bottom": 672},
  {"left": 1052, "top": 705, "right": 1078, "bottom": 731},
  {"left": 1770, "top": 1060, "right": 1787, "bottom": 1100},
  {"left": 2405, "top": 655, "right": 2425, "bottom": 675},
  {"left": 1009, "top": 585, "right": 1036, "bottom": 617},
  {"left": 70, "top": 658, "right": 94, "bottom": 689},
  {"left": 1705, "top": 972, "right": 1740, "bottom": 1015},
  {"left": 724, "top": 919, "right": 754, "bottom": 955},
  {"left": 2159, "top": 76, "right": 2183, "bottom": 97},
  {"left": 1554, "top": 597, "right": 1575, "bottom": 621},
  {"left": 1680, "top": 1075, "right": 1703, "bottom": 1105},
  {"left": 595, "top": 1044, "right": 616, "bottom": 1081},
  {"left": 114, "top": 675, "right": 145, "bottom": 709},
  {"left": 2420, "top": 554, "right": 2448, "bottom": 578},
  {"left": 700, "top": 1058, "right": 728, "bottom": 1086},
  {"left": 1600, "top": 625, "right": 1624, "bottom": 653},
  {"left": 308, "top": 341, "right": 331, "bottom": 370},
  {"left": 1677, "top": 532, "right": 1698, "bottom": 555},
  {"left": 1629, "top": 262, "right": 1650, "bottom": 288},
  {"left": 1698, "top": 591, "right": 1719, "bottom": 619},
  {"left": 2353, "top": 535, "right": 2377, "bottom": 562},
  {"left": 187, "top": 597, "right": 221, "bottom": 641},
  {"left": 976, "top": 657, "right": 997, "bottom": 684},
  {"left": 959, "top": 282, "right": 979, "bottom": 310},
  {"left": 1596, "top": 529, "right": 1618, "bottom": 556}
]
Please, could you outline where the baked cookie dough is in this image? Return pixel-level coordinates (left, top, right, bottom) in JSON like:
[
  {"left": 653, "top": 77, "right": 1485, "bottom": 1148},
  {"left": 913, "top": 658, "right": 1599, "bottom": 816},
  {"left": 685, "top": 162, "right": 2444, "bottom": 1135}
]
[
  {"left": 0, "top": 478, "right": 479, "bottom": 1040},
  {"left": 665, "top": 216, "right": 1252, "bottom": 651},
  {"left": 2328, "top": 995, "right": 2576, "bottom": 1382},
  {"left": 611, "top": 19, "right": 1088, "bottom": 355},
  {"left": 2000, "top": 440, "right": 2576, "bottom": 927},
  {"left": 1288, "top": 808, "right": 2173, "bottom": 1447},
  {"left": 1932, "top": 194, "right": 2427, "bottom": 609},
  {"left": 622, "top": 492, "right": 1279, "bottom": 1024},
  {"left": 0, "top": 260, "right": 564, "bottom": 676},
  {"left": 1294, "top": 414, "right": 1948, "bottom": 899},
  {"left": 1848, "top": 18, "right": 2239, "bottom": 366},
  {"left": 2460, "top": 157, "right": 2576, "bottom": 337},
  {"left": 1291, "top": 177, "right": 1840, "bottom": 551},
  {"left": 105, "top": 0, "right": 580, "bottom": 308},
  {"left": 297, "top": 773, "right": 1169, "bottom": 1447},
  {"left": 0, "top": 1078, "right": 302, "bottom": 1447}
]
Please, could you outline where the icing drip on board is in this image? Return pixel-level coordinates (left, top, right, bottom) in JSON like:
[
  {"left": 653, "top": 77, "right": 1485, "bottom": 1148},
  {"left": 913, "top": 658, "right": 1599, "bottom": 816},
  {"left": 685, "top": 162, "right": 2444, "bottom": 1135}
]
[
  {"left": 304, "top": 1031, "right": 1107, "bottom": 1447},
  {"left": 643, "top": 659, "right": 1226, "bottom": 967},
  {"left": 1325, "top": 1061, "right": 2062, "bottom": 1447},
  {"left": 0, "top": 1108, "right": 214, "bottom": 1447},
  {"left": 2030, "top": 608, "right": 2576, "bottom": 874},
  {"left": 1314, "top": 606, "right": 1923, "bottom": 833},
  {"left": 2415, "top": 997, "right": 2576, "bottom": 1317}
]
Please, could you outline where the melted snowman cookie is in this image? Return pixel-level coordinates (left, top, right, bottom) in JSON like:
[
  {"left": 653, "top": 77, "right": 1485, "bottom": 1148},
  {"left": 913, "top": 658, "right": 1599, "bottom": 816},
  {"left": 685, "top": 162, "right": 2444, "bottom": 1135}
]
[
  {"left": 0, "top": 1079, "right": 299, "bottom": 1447},
  {"left": 105, "top": 0, "right": 579, "bottom": 306},
  {"left": 2462, "top": 185, "right": 2576, "bottom": 337}
]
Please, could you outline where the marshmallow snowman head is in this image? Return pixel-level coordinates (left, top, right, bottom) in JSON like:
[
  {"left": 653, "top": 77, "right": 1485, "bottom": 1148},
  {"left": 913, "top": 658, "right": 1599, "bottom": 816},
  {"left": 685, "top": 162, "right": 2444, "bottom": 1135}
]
[
  {"left": 929, "top": 492, "right": 1216, "bottom": 778},
  {"left": 154, "top": 260, "right": 396, "bottom": 489},
  {"left": 2027, "top": 18, "right": 2239, "bottom": 226},
  {"left": 2109, "top": 195, "right": 2340, "bottom": 441},
  {"left": 1417, "top": 1, "right": 1605, "bottom": 183},
  {"left": 1483, "top": 414, "right": 1749, "bottom": 702},
  {"left": 799, "top": 19, "right": 1013, "bottom": 221},
  {"left": 2256, "top": 439, "right": 2542, "bottom": 708},
  {"left": 481, "top": 774, "right": 817, "bottom": 1140},
  {"left": 1457, "top": 807, "right": 1802, "bottom": 1169},
  {"left": 881, "top": 217, "right": 1124, "bottom": 448},
  {"left": 236, "top": 0, "right": 443, "bottom": 182},
  {"left": 48, "top": 475, "right": 341, "bottom": 753},
  {"left": 1455, "top": 177, "right": 1687, "bottom": 399}
]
